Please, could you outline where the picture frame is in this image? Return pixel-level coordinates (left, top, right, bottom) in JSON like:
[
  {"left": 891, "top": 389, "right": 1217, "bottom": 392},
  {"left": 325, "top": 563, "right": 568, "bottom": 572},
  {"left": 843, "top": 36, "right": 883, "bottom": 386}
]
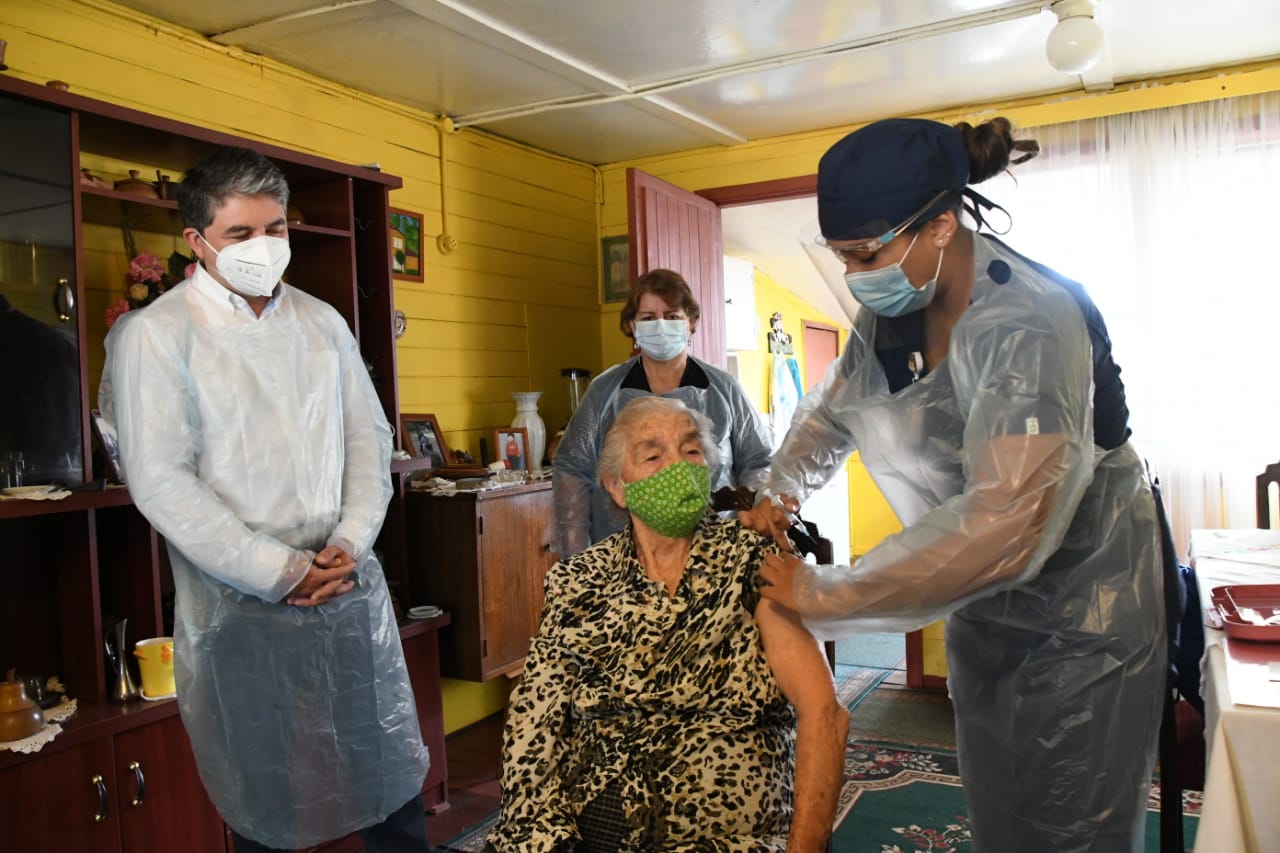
[
  {"left": 491, "top": 426, "right": 530, "bottom": 472},
  {"left": 90, "top": 408, "right": 124, "bottom": 483},
  {"left": 389, "top": 207, "right": 425, "bottom": 282},
  {"left": 601, "top": 234, "right": 630, "bottom": 303},
  {"left": 400, "top": 413, "right": 451, "bottom": 468}
]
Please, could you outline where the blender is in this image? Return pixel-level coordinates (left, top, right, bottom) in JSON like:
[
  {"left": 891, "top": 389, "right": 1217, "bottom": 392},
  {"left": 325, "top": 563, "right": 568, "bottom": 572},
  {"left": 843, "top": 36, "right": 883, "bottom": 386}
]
[
  {"left": 561, "top": 368, "right": 591, "bottom": 426},
  {"left": 548, "top": 368, "right": 591, "bottom": 463}
]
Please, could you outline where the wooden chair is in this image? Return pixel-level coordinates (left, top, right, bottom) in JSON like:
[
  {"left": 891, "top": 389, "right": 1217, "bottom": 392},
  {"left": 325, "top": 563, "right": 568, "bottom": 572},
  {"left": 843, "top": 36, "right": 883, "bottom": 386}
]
[{"left": 1257, "top": 460, "right": 1280, "bottom": 528}]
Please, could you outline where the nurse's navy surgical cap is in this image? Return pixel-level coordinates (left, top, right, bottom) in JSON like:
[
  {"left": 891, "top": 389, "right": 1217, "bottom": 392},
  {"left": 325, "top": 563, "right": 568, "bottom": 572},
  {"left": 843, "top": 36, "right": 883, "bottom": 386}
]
[{"left": 818, "top": 118, "right": 969, "bottom": 241}]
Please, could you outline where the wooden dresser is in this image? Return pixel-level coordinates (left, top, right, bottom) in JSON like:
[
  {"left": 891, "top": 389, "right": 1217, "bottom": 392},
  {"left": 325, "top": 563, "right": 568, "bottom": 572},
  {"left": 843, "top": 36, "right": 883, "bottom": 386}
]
[{"left": 406, "top": 482, "right": 558, "bottom": 682}]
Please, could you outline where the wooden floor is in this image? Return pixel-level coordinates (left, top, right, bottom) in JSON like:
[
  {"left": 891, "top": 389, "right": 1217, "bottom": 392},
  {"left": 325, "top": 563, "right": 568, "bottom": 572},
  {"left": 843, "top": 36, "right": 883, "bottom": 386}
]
[{"left": 423, "top": 713, "right": 505, "bottom": 846}]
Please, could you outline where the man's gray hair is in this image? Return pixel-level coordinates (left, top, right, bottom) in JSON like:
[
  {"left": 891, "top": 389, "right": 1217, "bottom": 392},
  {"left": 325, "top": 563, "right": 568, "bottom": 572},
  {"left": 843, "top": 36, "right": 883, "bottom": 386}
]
[
  {"left": 177, "top": 146, "right": 291, "bottom": 233},
  {"left": 596, "top": 396, "right": 719, "bottom": 484}
]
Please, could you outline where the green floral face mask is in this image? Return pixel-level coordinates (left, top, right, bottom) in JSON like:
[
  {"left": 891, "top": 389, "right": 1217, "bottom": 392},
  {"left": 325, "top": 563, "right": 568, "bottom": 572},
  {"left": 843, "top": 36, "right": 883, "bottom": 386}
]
[{"left": 622, "top": 460, "right": 712, "bottom": 538}]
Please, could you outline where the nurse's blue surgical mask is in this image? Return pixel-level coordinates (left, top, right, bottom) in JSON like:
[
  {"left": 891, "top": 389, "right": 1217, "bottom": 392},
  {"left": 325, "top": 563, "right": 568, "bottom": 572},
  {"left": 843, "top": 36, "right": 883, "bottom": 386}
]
[
  {"left": 844, "top": 233, "right": 943, "bottom": 317},
  {"left": 634, "top": 319, "right": 690, "bottom": 361}
]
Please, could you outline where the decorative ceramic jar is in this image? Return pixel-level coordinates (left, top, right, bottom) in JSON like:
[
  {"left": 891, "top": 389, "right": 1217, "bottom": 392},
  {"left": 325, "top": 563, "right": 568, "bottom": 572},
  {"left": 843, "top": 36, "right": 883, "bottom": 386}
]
[
  {"left": 0, "top": 669, "right": 43, "bottom": 742},
  {"left": 510, "top": 392, "right": 546, "bottom": 474}
]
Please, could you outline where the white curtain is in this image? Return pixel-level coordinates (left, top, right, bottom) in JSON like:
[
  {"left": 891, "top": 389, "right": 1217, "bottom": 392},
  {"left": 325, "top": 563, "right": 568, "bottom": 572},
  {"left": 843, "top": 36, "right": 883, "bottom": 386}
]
[{"left": 979, "top": 92, "right": 1280, "bottom": 553}]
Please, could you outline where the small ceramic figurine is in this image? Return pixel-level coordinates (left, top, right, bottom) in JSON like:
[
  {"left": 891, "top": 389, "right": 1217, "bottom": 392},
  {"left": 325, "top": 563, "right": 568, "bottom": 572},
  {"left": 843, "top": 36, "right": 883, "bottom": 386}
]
[{"left": 767, "top": 311, "right": 794, "bottom": 354}]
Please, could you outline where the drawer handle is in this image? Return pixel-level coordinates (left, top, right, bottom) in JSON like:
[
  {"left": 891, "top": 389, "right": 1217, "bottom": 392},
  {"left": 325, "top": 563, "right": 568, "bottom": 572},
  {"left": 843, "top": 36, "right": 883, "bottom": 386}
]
[
  {"left": 129, "top": 761, "right": 147, "bottom": 806},
  {"left": 92, "top": 774, "right": 108, "bottom": 822}
]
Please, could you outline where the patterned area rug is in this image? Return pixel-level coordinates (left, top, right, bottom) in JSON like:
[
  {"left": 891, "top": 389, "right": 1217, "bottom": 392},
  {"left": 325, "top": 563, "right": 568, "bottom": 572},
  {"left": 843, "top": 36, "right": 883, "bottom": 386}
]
[{"left": 833, "top": 739, "right": 1202, "bottom": 853}]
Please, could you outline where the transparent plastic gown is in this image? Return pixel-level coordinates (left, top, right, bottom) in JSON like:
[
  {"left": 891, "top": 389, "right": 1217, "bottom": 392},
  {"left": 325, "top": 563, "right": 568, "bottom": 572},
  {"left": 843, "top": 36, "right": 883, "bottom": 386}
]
[
  {"left": 553, "top": 354, "right": 772, "bottom": 556},
  {"left": 768, "top": 237, "right": 1165, "bottom": 852},
  {"left": 103, "top": 274, "right": 428, "bottom": 849}
]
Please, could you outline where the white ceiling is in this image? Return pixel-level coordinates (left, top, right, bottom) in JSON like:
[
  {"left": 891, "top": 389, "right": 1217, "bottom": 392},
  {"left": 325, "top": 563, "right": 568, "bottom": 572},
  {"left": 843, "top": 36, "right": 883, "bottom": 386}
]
[
  {"left": 109, "top": 0, "right": 1279, "bottom": 165},
  {"left": 109, "top": 0, "right": 1280, "bottom": 323}
]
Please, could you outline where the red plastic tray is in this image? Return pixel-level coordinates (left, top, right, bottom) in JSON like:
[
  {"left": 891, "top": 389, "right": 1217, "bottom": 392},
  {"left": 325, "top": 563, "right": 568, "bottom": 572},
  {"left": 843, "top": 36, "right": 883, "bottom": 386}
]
[{"left": 1208, "top": 584, "right": 1280, "bottom": 642}]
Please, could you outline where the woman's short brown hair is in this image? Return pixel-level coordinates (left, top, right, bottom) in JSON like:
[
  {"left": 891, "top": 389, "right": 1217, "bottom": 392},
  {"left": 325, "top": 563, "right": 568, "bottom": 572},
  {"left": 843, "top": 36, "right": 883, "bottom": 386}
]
[{"left": 618, "top": 268, "right": 702, "bottom": 340}]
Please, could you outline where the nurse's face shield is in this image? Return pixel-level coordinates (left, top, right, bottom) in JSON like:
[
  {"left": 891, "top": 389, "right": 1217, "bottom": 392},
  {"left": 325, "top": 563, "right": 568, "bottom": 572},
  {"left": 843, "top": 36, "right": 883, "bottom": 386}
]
[{"left": 819, "top": 188, "right": 952, "bottom": 264}]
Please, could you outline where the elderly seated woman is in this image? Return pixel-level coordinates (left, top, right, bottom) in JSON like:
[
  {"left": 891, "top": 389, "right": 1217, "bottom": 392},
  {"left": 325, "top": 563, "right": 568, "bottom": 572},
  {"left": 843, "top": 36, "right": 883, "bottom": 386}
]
[{"left": 487, "top": 396, "right": 849, "bottom": 853}]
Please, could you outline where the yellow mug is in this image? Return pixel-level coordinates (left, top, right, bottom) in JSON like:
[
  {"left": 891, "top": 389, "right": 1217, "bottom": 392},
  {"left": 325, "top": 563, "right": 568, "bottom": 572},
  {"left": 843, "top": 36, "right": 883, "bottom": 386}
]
[{"left": 133, "top": 637, "right": 175, "bottom": 699}]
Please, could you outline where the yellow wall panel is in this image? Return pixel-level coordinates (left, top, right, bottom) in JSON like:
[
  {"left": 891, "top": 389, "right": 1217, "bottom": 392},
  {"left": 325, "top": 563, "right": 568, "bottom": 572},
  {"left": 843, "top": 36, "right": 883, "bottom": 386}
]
[
  {"left": 414, "top": 266, "right": 595, "bottom": 310},
  {"left": 378, "top": 321, "right": 529, "bottom": 359},
  {"left": 393, "top": 290, "right": 530, "bottom": 327},
  {"left": 736, "top": 267, "right": 842, "bottom": 411},
  {"left": 599, "top": 308, "right": 633, "bottom": 368},
  {"left": 848, "top": 451, "right": 903, "bottom": 559},
  {"left": 922, "top": 621, "right": 949, "bottom": 679}
]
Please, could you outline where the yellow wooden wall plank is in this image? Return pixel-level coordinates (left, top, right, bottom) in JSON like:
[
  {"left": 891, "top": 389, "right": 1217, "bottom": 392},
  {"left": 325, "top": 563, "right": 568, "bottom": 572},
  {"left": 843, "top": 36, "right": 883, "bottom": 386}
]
[
  {"left": 395, "top": 347, "right": 524, "bottom": 377},
  {"left": 393, "top": 290, "right": 529, "bottom": 327}
]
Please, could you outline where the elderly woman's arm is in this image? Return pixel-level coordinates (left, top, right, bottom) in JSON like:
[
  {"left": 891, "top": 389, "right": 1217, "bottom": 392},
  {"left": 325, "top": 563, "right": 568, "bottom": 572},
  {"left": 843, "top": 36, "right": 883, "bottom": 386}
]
[{"left": 755, "top": 598, "right": 850, "bottom": 853}]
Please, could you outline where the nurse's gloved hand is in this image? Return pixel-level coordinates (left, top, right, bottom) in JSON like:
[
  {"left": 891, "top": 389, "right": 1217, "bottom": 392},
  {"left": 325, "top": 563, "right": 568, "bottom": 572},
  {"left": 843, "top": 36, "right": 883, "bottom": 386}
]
[
  {"left": 286, "top": 544, "right": 357, "bottom": 606},
  {"left": 739, "top": 494, "right": 800, "bottom": 552},
  {"left": 759, "top": 551, "right": 804, "bottom": 610}
]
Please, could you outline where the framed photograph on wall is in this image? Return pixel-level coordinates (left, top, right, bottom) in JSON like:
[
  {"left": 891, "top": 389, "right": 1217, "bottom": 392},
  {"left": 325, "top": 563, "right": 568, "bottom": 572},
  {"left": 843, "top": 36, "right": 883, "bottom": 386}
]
[
  {"left": 601, "top": 234, "right": 630, "bottom": 303},
  {"left": 389, "top": 207, "right": 425, "bottom": 282},
  {"left": 491, "top": 426, "right": 530, "bottom": 472},
  {"left": 400, "top": 413, "right": 451, "bottom": 467}
]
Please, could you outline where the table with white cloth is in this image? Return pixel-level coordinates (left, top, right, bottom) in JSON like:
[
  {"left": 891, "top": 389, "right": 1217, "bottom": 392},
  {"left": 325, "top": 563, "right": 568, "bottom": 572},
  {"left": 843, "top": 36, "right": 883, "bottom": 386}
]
[{"left": 1189, "top": 528, "right": 1280, "bottom": 853}]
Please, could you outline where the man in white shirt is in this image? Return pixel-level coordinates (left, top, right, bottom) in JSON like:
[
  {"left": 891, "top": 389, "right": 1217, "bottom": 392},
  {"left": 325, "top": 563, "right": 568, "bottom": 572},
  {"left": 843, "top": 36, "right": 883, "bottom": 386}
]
[{"left": 105, "top": 146, "right": 432, "bottom": 852}]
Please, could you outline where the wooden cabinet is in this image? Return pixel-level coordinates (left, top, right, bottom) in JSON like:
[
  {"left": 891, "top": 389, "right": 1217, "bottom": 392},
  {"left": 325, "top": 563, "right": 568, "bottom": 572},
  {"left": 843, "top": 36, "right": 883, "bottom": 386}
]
[
  {"left": 407, "top": 482, "right": 557, "bottom": 681},
  {"left": 0, "top": 74, "right": 447, "bottom": 849},
  {"left": 400, "top": 614, "right": 452, "bottom": 811},
  {"left": 0, "top": 714, "right": 223, "bottom": 853}
]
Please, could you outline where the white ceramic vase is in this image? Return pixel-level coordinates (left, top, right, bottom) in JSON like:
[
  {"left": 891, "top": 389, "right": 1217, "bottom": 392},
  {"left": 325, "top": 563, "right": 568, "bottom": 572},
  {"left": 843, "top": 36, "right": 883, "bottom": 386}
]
[{"left": 511, "top": 391, "right": 546, "bottom": 474}]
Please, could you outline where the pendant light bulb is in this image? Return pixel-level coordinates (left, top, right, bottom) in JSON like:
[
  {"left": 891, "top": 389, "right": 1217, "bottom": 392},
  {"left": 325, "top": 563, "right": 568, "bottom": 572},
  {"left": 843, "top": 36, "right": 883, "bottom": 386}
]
[{"left": 1046, "top": 0, "right": 1104, "bottom": 75}]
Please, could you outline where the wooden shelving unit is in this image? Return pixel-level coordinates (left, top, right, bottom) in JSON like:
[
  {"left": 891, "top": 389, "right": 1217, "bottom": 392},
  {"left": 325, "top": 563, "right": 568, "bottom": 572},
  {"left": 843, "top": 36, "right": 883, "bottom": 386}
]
[{"left": 0, "top": 74, "right": 447, "bottom": 851}]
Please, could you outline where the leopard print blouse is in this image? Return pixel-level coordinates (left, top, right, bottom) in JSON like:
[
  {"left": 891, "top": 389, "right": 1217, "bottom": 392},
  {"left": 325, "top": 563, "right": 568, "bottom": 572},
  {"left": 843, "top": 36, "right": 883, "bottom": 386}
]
[{"left": 487, "top": 514, "right": 796, "bottom": 852}]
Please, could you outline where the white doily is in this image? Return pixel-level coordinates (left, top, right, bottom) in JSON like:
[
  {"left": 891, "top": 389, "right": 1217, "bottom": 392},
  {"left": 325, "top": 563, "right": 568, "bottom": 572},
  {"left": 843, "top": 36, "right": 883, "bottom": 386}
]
[
  {"left": 45, "top": 696, "right": 77, "bottom": 723},
  {"left": 0, "top": 485, "right": 72, "bottom": 502},
  {"left": 0, "top": 697, "right": 77, "bottom": 754},
  {"left": 407, "top": 474, "right": 531, "bottom": 496},
  {"left": 0, "top": 722, "right": 63, "bottom": 754}
]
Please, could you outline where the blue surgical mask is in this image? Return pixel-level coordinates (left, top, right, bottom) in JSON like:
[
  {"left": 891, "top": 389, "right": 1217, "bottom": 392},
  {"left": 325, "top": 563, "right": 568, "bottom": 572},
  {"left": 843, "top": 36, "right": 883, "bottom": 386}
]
[
  {"left": 634, "top": 319, "right": 690, "bottom": 361},
  {"left": 844, "top": 233, "right": 942, "bottom": 317}
]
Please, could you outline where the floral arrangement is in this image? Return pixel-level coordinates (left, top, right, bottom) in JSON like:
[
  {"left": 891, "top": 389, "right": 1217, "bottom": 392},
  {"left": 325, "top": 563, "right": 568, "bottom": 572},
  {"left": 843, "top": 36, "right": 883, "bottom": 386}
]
[{"left": 105, "top": 250, "right": 196, "bottom": 329}]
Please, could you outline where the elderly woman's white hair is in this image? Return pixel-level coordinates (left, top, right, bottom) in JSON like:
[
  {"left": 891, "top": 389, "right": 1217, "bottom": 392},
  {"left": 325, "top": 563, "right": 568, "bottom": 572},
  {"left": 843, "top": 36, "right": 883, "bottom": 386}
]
[{"left": 596, "top": 396, "right": 719, "bottom": 484}]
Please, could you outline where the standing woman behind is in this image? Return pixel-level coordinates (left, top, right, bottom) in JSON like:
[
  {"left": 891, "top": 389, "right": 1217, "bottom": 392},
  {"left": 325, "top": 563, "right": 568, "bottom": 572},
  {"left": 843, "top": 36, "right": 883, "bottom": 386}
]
[
  {"left": 742, "top": 118, "right": 1165, "bottom": 852},
  {"left": 554, "top": 268, "right": 771, "bottom": 558}
]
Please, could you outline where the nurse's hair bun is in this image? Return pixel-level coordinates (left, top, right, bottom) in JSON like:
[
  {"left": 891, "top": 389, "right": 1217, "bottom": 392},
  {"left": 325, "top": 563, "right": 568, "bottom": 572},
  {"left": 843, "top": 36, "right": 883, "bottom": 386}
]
[{"left": 953, "top": 117, "right": 1040, "bottom": 185}]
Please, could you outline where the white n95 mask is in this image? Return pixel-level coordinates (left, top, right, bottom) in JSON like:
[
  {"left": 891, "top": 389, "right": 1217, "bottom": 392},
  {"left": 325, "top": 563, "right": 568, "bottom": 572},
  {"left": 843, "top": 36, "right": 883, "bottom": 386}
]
[{"left": 199, "top": 234, "right": 291, "bottom": 297}]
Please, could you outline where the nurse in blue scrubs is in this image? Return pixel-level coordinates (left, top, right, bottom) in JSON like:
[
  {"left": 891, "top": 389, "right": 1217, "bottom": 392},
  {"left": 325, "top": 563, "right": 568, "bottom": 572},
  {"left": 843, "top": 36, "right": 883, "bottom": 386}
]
[{"left": 743, "top": 117, "right": 1165, "bottom": 853}]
